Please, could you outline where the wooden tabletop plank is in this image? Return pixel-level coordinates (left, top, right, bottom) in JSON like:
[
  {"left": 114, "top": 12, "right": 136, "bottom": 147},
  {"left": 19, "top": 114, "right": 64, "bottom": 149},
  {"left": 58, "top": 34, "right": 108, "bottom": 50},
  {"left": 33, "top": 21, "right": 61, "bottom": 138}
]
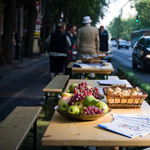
[
  {"left": 42, "top": 75, "right": 69, "bottom": 93},
  {"left": 67, "top": 62, "right": 76, "bottom": 69},
  {"left": 72, "top": 63, "right": 114, "bottom": 74},
  {"left": 42, "top": 101, "right": 150, "bottom": 147},
  {"left": 0, "top": 106, "right": 42, "bottom": 150},
  {"left": 42, "top": 80, "right": 150, "bottom": 147}
]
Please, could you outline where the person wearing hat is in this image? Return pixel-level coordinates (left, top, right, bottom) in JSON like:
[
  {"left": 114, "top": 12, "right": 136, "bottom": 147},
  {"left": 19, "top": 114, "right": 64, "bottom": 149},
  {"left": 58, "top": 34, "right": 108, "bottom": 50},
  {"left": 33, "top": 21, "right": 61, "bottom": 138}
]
[{"left": 76, "top": 16, "right": 99, "bottom": 59}]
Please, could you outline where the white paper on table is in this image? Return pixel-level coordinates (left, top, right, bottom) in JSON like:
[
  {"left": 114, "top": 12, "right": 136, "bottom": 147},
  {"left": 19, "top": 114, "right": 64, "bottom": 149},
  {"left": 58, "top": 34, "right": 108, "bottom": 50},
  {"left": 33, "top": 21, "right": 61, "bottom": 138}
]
[
  {"left": 98, "top": 54, "right": 106, "bottom": 56},
  {"left": 73, "top": 63, "right": 93, "bottom": 68},
  {"left": 98, "top": 114, "right": 150, "bottom": 138},
  {"left": 97, "top": 87, "right": 104, "bottom": 95},
  {"left": 96, "top": 80, "right": 126, "bottom": 85}
]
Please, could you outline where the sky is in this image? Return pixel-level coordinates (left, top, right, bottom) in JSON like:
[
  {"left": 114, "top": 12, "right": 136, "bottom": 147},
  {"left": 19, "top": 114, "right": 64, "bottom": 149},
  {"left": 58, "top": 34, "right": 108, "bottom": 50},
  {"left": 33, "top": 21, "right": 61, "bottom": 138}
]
[{"left": 96, "top": 0, "right": 130, "bottom": 28}]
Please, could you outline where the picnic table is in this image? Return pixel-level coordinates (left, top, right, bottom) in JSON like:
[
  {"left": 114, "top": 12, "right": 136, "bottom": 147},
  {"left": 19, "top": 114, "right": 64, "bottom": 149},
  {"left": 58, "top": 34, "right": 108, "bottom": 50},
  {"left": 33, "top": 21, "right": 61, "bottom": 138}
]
[
  {"left": 72, "top": 60, "right": 114, "bottom": 79},
  {"left": 41, "top": 79, "right": 150, "bottom": 149}
]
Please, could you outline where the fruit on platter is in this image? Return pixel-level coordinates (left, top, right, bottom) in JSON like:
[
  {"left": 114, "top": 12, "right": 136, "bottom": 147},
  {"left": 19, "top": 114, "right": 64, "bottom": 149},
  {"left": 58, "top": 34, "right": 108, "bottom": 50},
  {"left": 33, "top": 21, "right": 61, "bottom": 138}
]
[
  {"left": 80, "top": 106, "right": 87, "bottom": 114},
  {"left": 83, "top": 95, "right": 99, "bottom": 106},
  {"left": 67, "top": 106, "right": 80, "bottom": 114},
  {"left": 57, "top": 82, "right": 108, "bottom": 115},
  {"left": 58, "top": 96, "right": 71, "bottom": 112},
  {"left": 82, "top": 105, "right": 104, "bottom": 115},
  {"left": 96, "top": 101, "right": 108, "bottom": 113},
  {"left": 62, "top": 92, "right": 74, "bottom": 98},
  {"left": 69, "top": 84, "right": 78, "bottom": 93},
  {"left": 74, "top": 101, "right": 84, "bottom": 110}
]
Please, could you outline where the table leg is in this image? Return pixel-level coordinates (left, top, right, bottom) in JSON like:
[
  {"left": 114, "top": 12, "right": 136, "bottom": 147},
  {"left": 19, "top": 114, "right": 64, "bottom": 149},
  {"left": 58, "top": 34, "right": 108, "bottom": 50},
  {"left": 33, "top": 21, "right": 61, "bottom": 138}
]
[
  {"left": 55, "top": 93, "right": 58, "bottom": 102},
  {"left": 75, "top": 73, "right": 77, "bottom": 79},
  {"left": 45, "top": 93, "right": 48, "bottom": 118},
  {"left": 105, "top": 74, "right": 108, "bottom": 80},
  {"left": 33, "top": 119, "right": 37, "bottom": 150}
]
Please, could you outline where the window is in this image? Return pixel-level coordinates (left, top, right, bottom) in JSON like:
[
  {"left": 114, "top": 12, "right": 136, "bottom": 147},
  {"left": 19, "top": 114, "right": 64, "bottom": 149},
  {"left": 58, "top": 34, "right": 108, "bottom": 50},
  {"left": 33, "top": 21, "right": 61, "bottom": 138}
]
[
  {"left": 146, "top": 39, "right": 150, "bottom": 48},
  {"left": 137, "top": 38, "right": 144, "bottom": 46}
]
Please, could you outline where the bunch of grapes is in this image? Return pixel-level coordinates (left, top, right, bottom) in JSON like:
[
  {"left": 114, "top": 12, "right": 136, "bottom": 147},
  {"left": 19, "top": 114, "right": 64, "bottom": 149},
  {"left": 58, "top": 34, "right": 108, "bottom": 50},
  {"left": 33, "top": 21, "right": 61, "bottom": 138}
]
[
  {"left": 91, "top": 87, "right": 103, "bottom": 99},
  {"left": 68, "top": 82, "right": 102, "bottom": 106},
  {"left": 83, "top": 105, "right": 104, "bottom": 115},
  {"left": 74, "top": 82, "right": 92, "bottom": 97}
]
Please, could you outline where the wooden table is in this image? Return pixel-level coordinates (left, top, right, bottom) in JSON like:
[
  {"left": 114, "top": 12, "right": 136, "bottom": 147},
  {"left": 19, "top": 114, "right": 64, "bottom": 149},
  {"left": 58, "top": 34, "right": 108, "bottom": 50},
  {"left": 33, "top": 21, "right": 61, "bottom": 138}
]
[
  {"left": 67, "top": 60, "right": 114, "bottom": 79},
  {"left": 42, "top": 79, "right": 150, "bottom": 148}
]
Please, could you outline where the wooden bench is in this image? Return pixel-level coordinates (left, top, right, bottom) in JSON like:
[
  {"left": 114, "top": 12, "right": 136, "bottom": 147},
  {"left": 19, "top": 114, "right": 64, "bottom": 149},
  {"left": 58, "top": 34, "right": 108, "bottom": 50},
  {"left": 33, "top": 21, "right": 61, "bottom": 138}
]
[
  {"left": 108, "top": 76, "right": 119, "bottom": 80},
  {"left": 42, "top": 75, "right": 70, "bottom": 118},
  {"left": 0, "top": 106, "right": 42, "bottom": 150}
]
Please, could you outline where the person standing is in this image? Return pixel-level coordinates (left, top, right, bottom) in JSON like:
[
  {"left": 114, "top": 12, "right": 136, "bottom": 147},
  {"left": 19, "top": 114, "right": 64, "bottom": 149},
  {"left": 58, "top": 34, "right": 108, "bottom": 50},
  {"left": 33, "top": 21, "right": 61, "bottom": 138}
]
[
  {"left": 65, "top": 24, "right": 77, "bottom": 66},
  {"left": 98, "top": 25, "right": 108, "bottom": 51},
  {"left": 76, "top": 16, "right": 99, "bottom": 59},
  {"left": 46, "top": 22, "right": 71, "bottom": 80},
  {"left": 99, "top": 25, "right": 106, "bottom": 35}
]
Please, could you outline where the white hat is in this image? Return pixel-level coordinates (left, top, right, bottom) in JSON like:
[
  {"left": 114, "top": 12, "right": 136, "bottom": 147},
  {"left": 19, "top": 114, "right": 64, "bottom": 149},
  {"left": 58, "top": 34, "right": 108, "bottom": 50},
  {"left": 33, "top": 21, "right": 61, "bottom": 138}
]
[{"left": 82, "top": 16, "right": 92, "bottom": 24}]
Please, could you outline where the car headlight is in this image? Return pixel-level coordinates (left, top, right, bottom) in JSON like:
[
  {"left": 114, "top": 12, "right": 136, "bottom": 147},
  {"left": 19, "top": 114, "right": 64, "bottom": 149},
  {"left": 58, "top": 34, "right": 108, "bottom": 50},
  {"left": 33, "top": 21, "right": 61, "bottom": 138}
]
[{"left": 146, "top": 54, "right": 150, "bottom": 58}]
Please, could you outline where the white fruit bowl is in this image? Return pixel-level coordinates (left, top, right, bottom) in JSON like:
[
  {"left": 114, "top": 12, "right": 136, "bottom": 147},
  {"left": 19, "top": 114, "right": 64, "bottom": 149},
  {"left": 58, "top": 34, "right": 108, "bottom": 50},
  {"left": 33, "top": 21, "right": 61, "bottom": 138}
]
[{"left": 54, "top": 105, "right": 112, "bottom": 121}]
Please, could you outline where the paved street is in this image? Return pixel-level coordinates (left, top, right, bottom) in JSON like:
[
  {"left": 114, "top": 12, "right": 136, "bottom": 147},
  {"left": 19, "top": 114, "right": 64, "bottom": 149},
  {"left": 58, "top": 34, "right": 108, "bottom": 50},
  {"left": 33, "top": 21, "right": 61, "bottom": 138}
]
[
  {"left": 111, "top": 46, "right": 150, "bottom": 84},
  {"left": 0, "top": 57, "right": 50, "bottom": 122}
]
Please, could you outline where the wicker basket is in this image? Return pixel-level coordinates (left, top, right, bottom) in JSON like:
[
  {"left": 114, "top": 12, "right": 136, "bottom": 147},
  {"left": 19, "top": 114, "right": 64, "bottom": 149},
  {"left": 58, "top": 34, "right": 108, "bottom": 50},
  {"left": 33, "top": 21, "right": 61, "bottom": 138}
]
[
  {"left": 81, "top": 57, "right": 100, "bottom": 63},
  {"left": 103, "top": 87, "right": 148, "bottom": 108}
]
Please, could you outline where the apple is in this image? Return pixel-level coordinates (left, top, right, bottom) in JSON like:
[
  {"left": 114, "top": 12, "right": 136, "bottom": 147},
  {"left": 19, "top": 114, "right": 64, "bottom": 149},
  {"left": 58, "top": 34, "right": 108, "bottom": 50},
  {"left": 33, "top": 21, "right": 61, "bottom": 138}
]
[
  {"left": 74, "top": 101, "right": 84, "bottom": 110},
  {"left": 80, "top": 106, "right": 87, "bottom": 114},
  {"left": 69, "top": 84, "right": 78, "bottom": 93},
  {"left": 67, "top": 106, "right": 80, "bottom": 114},
  {"left": 58, "top": 96, "right": 71, "bottom": 112},
  {"left": 96, "top": 101, "right": 108, "bottom": 113}
]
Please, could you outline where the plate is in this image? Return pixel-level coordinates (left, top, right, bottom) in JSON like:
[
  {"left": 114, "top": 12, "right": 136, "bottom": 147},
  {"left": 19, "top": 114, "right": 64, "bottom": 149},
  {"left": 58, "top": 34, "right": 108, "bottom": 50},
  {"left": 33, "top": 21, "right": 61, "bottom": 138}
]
[{"left": 54, "top": 105, "right": 112, "bottom": 121}]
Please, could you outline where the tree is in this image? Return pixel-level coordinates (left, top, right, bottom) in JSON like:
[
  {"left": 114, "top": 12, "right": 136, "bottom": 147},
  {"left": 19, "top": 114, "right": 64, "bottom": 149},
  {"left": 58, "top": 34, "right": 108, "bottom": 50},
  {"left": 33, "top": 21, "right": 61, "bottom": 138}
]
[
  {"left": 41, "top": 0, "right": 49, "bottom": 54},
  {"left": 108, "top": 17, "right": 122, "bottom": 40},
  {"left": 130, "top": 0, "right": 150, "bottom": 29},
  {"left": 3, "top": 0, "right": 17, "bottom": 64},
  {"left": 41, "top": 0, "right": 110, "bottom": 53},
  {"left": 134, "top": 0, "right": 150, "bottom": 29},
  {"left": 24, "top": 0, "right": 37, "bottom": 58}
]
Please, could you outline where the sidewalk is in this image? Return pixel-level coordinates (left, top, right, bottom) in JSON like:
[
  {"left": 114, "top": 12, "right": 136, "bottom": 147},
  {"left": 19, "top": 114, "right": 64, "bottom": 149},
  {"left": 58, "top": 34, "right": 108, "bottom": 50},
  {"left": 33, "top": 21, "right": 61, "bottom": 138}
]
[{"left": 0, "top": 54, "right": 49, "bottom": 89}]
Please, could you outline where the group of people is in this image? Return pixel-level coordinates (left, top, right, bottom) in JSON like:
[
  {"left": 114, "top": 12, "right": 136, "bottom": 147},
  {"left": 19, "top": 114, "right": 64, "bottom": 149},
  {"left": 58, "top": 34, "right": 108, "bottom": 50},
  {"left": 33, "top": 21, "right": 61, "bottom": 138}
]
[{"left": 46, "top": 16, "right": 107, "bottom": 80}]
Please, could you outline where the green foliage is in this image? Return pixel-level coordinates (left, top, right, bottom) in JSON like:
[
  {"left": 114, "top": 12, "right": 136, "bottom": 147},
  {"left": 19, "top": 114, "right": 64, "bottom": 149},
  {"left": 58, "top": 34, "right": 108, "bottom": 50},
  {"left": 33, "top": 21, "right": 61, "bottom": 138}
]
[
  {"left": 42, "top": 0, "right": 110, "bottom": 29},
  {"left": 134, "top": 0, "right": 150, "bottom": 29},
  {"left": 108, "top": 16, "right": 138, "bottom": 41},
  {"left": 108, "top": 0, "right": 150, "bottom": 40}
]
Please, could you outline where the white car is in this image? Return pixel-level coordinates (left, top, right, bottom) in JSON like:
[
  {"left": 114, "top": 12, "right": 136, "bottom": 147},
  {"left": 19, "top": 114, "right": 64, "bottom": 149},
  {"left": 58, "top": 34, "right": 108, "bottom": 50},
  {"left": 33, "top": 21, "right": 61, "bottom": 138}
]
[
  {"left": 118, "top": 40, "right": 129, "bottom": 49},
  {"left": 111, "top": 40, "right": 117, "bottom": 47}
]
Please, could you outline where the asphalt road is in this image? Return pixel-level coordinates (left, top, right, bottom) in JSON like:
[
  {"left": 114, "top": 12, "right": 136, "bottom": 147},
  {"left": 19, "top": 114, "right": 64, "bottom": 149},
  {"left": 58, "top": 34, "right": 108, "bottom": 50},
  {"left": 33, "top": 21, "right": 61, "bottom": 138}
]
[
  {"left": 0, "top": 59, "right": 50, "bottom": 122},
  {"left": 111, "top": 46, "right": 150, "bottom": 84}
]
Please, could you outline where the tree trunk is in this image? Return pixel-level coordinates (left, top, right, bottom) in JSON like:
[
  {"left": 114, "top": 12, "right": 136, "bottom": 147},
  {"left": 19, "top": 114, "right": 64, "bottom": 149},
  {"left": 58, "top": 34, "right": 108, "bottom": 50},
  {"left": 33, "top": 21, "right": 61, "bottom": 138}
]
[
  {"left": 55, "top": 4, "right": 64, "bottom": 29},
  {"left": 3, "top": 0, "right": 17, "bottom": 64},
  {"left": 25, "top": 0, "right": 37, "bottom": 58},
  {"left": 41, "top": 0, "right": 49, "bottom": 54}
]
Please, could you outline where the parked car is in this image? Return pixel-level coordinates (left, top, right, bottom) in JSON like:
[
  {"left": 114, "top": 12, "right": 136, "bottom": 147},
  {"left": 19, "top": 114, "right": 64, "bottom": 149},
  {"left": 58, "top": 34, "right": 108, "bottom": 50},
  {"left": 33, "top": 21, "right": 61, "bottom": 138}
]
[
  {"left": 118, "top": 40, "right": 129, "bottom": 49},
  {"left": 111, "top": 40, "right": 117, "bottom": 47},
  {"left": 132, "top": 36, "right": 150, "bottom": 72}
]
